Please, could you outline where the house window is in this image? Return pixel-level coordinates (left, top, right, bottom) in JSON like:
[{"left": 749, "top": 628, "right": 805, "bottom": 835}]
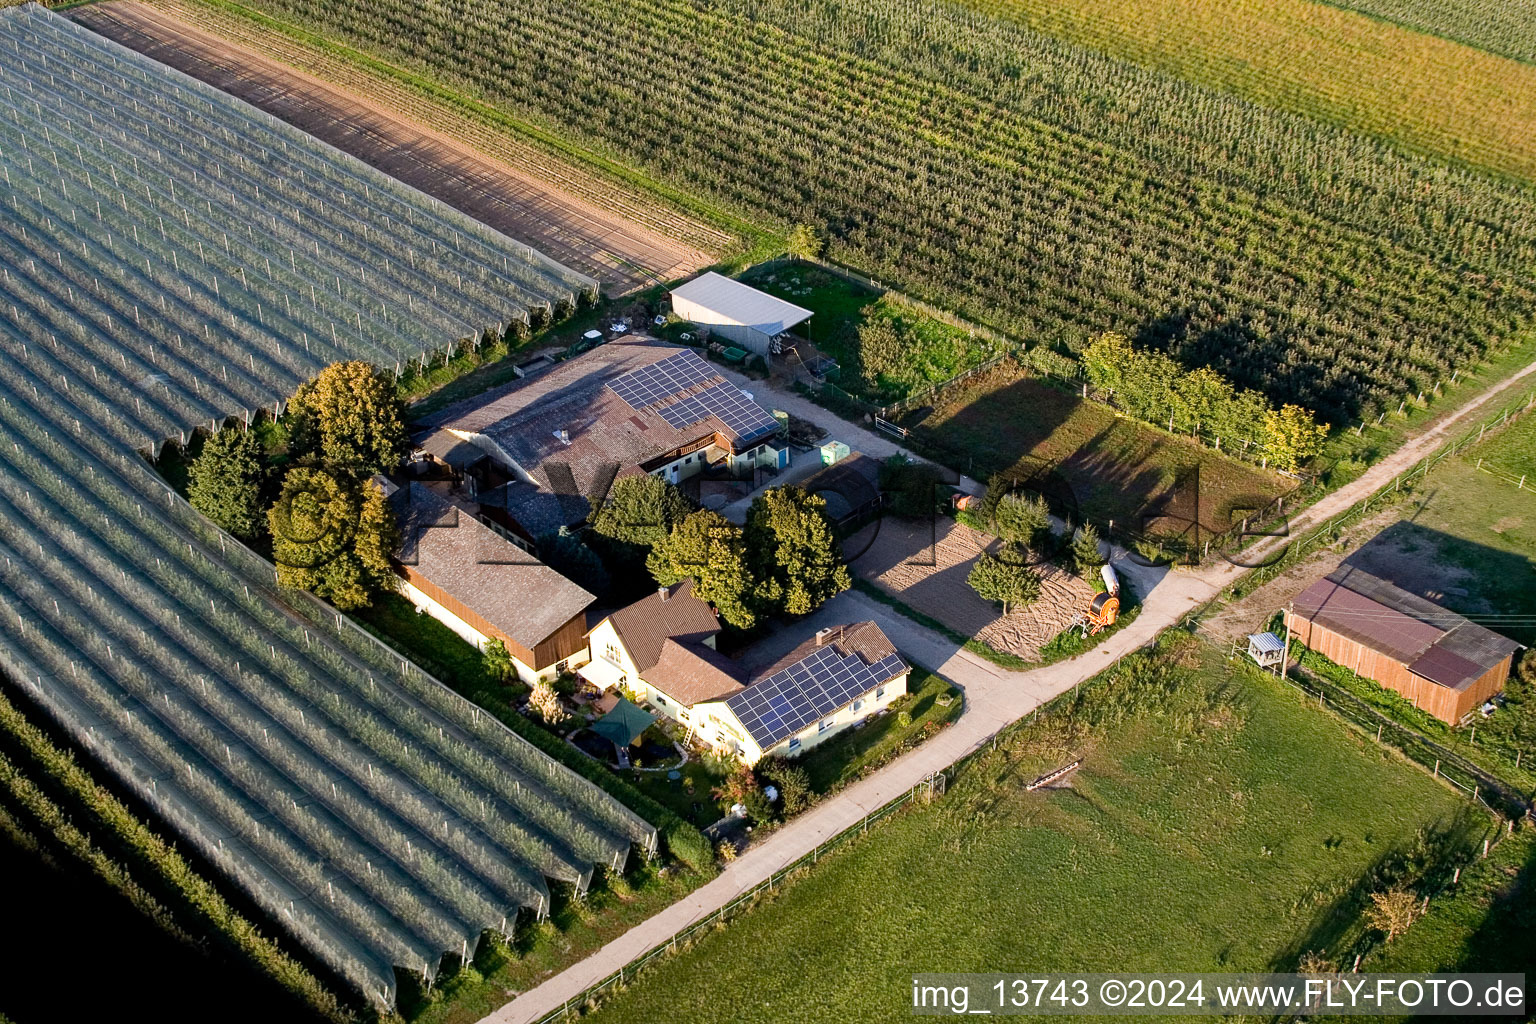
[
  {"left": 818, "top": 718, "right": 831, "bottom": 734},
  {"left": 604, "top": 642, "right": 622, "bottom": 665},
  {"left": 853, "top": 699, "right": 864, "bottom": 714},
  {"left": 788, "top": 737, "right": 801, "bottom": 752},
  {"left": 679, "top": 709, "right": 690, "bottom": 723},
  {"left": 876, "top": 685, "right": 885, "bottom": 700},
  {"left": 655, "top": 694, "right": 668, "bottom": 707},
  {"left": 556, "top": 659, "right": 569, "bottom": 674}
]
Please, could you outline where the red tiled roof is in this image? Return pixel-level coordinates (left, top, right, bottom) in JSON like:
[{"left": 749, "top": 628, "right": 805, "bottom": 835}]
[
  {"left": 644, "top": 638, "right": 744, "bottom": 707},
  {"left": 603, "top": 579, "right": 720, "bottom": 674}
]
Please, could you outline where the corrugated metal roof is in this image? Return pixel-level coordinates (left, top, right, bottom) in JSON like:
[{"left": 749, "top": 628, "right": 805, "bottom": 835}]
[
  {"left": 1407, "top": 646, "right": 1487, "bottom": 690},
  {"left": 670, "top": 272, "right": 813, "bottom": 335},
  {"left": 1247, "top": 632, "right": 1284, "bottom": 654},
  {"left": 1292, "top": 568, "right": 1520, "bottom": 691},
  {"left": 1292, "top": 576, "right": 1441, "bottom": 663}
]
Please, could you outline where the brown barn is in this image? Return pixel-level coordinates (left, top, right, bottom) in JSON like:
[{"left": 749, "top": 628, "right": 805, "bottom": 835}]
[
  {"left": 390, "top": 482, "right": 594, "bottom": 684},
  {"left": 1286, "top": 568, "right": 1521, "bottom": 725}
]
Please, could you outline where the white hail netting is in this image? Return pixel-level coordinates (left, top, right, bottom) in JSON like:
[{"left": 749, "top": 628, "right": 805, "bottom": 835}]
[
  {"left": 0, "top": 2, "right": 595, "bottom": 451},
  {"left": 0, "top": 4, "right": 643, "bottom": 1009}
]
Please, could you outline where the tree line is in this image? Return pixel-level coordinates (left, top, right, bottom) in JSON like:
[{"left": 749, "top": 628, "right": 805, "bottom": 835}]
[{"left": 1081, "top": 332, "right": 1327, "bottom": 472}]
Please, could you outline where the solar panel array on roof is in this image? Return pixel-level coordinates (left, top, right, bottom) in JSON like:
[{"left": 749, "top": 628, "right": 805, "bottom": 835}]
[
  {"left": 726, "top": 645, "right": 907, "bottom": 748},
  {"left": 655, "top": 382, "right": 779, "bottom": 440},
  {"left": 606, "top": 350, "right": 720, "bottom": 411}
]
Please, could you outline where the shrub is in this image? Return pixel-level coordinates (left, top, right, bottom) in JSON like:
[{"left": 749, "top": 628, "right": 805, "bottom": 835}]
[
  {"left": 481, "top": 638, "right": 517, "bottom": 683},
  {"left": 529, "top": 680, "right": 564, "bottom": 724}
]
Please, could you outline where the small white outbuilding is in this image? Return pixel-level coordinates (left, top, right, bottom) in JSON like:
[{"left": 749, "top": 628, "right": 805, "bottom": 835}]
[{"left": 668, "top": 271, "right": 812, "bottom": 357}]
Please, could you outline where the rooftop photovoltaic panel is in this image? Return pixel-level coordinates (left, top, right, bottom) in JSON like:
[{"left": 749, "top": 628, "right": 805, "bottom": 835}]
[
  {"left": 653, "top": 382, "right": 779, "bottom": 440},
  {"left": 606, "top": 350, "right": 721, "bottom": 411},
  {"left": 726, "top": 645, "right": 907, "bottom": 748}
]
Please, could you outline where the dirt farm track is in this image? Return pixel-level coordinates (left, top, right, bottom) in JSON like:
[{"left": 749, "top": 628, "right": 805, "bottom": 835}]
[{"left": 75, "top": 1, "right": 718, "bottom": 295}]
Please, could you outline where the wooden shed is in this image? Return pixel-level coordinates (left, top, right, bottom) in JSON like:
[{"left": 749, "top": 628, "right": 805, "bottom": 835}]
[{"left": 1285, "top": 568, "right": 1520, "bottom": 725}]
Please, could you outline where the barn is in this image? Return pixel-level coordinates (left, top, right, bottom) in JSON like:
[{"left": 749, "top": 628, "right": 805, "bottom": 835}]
[
  {"left": 669, "top": 271, "right": 812, "bottom": 357},
  {"left": 1285, "top": 568, "right": 1521, "bottom": 725}
]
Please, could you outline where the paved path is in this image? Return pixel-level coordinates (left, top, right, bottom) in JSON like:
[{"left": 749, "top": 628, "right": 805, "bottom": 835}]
[{"left": 481, "top": 357, "right": 1536, "bottom": 1024}]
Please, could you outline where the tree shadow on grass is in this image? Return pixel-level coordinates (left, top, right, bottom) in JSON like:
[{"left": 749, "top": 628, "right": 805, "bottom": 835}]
[
  {"left": 1270, "top": 810, "right": 1484, "bottom": 972},
  {"left": 1343, "top": 520, "right": 1536, "bottom": 646},
  {"left": 1455, "top": 835, "right": 1536, "bottom": 974}
]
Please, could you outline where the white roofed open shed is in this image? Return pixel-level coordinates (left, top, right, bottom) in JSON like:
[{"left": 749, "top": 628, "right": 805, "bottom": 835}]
[{"left": 669, "top": 271, "right": 812, "bottom": 357}]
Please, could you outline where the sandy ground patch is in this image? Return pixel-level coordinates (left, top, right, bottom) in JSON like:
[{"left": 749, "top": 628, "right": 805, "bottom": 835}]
[{"left": 845, "top": 516, "right": 1094, "bottom": 660}]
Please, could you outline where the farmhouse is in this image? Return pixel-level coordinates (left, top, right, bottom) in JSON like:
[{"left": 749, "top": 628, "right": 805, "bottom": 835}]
[
  {"left": 391, "top": 483, "right": 596, "bottom": 683},
  {"left": 669, "top": 271, "right": 813, "bottom": 358},
  {"left": 434, "top": 338, "right": 789, "bottom": 539},
  {"left": 584, "top": 587, "right": 908, "bottom": 764},
  {"left": 1286, "top": 568, "right": 1521, "bottom": 724}
]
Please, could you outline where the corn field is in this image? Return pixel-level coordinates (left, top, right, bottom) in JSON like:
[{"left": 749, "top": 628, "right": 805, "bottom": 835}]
[
  {"left": 0, "top": 4, "right": 646, "bottom": 1010},
  {"left": 1327, "top": 0, "right": 1536, "bottom": 64}
]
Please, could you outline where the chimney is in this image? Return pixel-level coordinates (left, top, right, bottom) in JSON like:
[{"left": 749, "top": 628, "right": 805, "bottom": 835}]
[
  {"left": 658, "top": 585, "right": 669, "bottom": 602},
  {"left": 815, "top": 627, "right": 834, "bottom": 646}
]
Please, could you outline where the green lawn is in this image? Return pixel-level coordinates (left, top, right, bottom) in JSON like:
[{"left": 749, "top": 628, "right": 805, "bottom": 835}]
[
  {"left": 1361, "top": 830, "right": 1535, "bottom": 980},
  {"left": 914, "top": 362, "right": 1291, "bottom": 532},
  {"left": 1469, "top": 406, "right": 1536, "bottom": 483},
  {"left": 578, "top": 643, "right": 1493, "bottom": 1024},
  {"left": 741, "top": 264, "right": 995, "bottom": 403},
  {"left": 794, "top": 670, "right": 961, "bottom": 794}
]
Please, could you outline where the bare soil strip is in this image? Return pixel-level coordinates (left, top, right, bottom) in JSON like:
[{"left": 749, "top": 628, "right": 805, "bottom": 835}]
[{"left": 76, "top": 0, "right": 721, "bottom": 295}]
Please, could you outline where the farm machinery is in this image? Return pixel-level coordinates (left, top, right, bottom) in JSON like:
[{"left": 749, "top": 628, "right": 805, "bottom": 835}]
[{"left": 1069, "top": 564, "right": 1122, "bottom": 637}]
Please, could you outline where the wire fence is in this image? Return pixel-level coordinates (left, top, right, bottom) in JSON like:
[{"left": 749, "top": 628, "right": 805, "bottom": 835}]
[
  {"left": 1266, "top": 661, "right": 1532, "bottom": 820},
  {"left": 1231, "top": 385, "right": 1536, "bottom": 595}
]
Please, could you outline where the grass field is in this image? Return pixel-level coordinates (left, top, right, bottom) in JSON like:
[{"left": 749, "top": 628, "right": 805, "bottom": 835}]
[
  {"left": 1470, "top": 407, "right": 1536, "bottom": 482},
  {"left": 578, "top": 643, "right": 1497, "bottom": 1024},
  {"left": 964, "top": 0, "right": 1536, "bottom": 182},
  {"left": 1381, "top": 411, "right": 1536, "bottom": 646},
  {"left": 740, "top": 265, "right": 995, "bottom": 403},
  {"left": 1363, "top": 829, "right": 1534, "bottom": 980},
  {"left": 911, "top": 361, "right": 1292, "bottom": 532}
]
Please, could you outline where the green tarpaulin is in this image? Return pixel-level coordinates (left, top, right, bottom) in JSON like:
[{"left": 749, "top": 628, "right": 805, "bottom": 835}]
[{"left": 591, "top": 697, "right": 655, "bottom": 747}]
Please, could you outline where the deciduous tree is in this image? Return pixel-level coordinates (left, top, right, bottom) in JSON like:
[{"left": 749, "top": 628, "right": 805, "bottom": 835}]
[
  {"left": 1364, "top": 887, "right": 1420, "bottom": 942},
  {"left": 286, "top": 362, "right": 408, "bottom": 476},
  {"left": 744, "top": 487, "right": 851, "bottom": 616},
  {"left": 269, "top": 469, "right": 397, "bottom": 610},
  {"left": 648, "top": 510, "right": 758, "bottom": 629},
  {"left": 589, "top": 476, "right": 692, "bottom": 571},
  {"left": 786, "top": 223, "right": 823, "bottom": 261},
  {"left": 967, "top": 552, "right": 1040, "bottom": 615},
  {"left": 1264, "top": 403, "right": 1330, "bottom": 471},
  {"left": 187, "top": 426, "right": 266, "bottom": 540}
]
